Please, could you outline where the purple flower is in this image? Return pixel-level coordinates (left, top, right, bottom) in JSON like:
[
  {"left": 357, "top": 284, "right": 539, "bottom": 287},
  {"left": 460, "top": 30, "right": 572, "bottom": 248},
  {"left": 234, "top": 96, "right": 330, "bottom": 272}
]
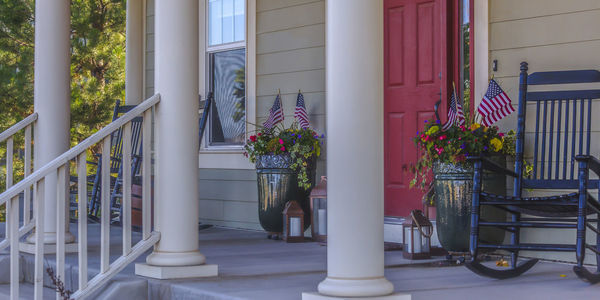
[
  {"left": 460, "top": 144, "right": 466, "bottom": 149},
  {"left": 298, "top": 134, "right": 302, "bottom": 138},
  {"left": 320, "top": 134, "right": 325, "bottom": 138},
  {"left": 424, "top": 120, "right": 428, "bottom": 123},
  {"left": 483, "top": 146, "right": 488, "bottom": 151},
  {"left": 436, "top": 120, "right": 441, "bottom": 124}
]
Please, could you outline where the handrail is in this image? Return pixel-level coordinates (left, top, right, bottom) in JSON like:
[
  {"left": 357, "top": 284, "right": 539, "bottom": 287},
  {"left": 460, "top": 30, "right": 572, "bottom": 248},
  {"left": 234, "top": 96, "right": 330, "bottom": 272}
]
[
  {"left": 0, "top": 113, "right": 38, "bottom": 143},
  {"left": 0, "top": 94, "right": 160, "bottom": 205}
]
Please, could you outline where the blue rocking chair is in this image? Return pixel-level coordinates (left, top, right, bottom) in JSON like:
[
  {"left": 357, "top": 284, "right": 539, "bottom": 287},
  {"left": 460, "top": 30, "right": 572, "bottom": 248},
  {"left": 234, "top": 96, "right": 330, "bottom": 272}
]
[{"left": 466, "top": 62, "right": 600, "bottom": 283}]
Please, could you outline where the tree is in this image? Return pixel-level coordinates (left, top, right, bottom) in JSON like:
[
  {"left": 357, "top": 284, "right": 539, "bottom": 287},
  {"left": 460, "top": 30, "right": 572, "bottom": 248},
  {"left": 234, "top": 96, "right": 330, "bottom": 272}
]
[{"left": 0, "top": 0, "right": 126, "bottom": 146}]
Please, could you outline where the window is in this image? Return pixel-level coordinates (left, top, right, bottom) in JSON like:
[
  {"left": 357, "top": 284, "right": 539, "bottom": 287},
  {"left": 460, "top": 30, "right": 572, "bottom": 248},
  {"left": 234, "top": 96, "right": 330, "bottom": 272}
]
[{"left": 207, "top": 0, "right": 246, "bottom": 146}]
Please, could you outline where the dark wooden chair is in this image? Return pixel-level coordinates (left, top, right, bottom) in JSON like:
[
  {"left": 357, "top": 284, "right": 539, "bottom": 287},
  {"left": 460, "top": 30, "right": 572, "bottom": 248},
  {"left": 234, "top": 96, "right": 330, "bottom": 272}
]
[
  {"left": 466, "top": 62, "right": 600, "bottom": 283},
  {"left": 85, "top": 100, "right": 143, "bottom": 222}
]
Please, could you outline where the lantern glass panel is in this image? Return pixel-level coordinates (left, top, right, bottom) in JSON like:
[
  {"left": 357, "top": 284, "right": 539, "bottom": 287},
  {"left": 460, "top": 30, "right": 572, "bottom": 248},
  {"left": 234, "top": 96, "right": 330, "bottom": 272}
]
[
  {"left": 312, "top": 198, "right": 327, "bottom": 235},
  {"left": 404, "top": 225, "right": 423, "bottom": 253},
  {"left": 290, "top": 217, "right": 302, "bottom": 237},
  {"left": 421, "top": 227, "right": 431, "bottom": 252}
]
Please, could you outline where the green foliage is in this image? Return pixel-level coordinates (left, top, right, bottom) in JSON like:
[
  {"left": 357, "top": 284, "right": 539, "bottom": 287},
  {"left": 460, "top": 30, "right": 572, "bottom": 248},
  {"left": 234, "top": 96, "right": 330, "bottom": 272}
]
[
  {"left": 244, "top": 124, "right": 324, "bottom": 190},
  {"left": 0, "top": 0, "right": 126, "bottom": 149}
]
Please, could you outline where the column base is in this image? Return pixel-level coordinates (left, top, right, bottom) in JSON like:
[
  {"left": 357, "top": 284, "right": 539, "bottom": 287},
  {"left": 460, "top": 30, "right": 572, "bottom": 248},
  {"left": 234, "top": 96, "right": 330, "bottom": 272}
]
[
  {"left": 25, "top": 231, "right": 76, "bottom": 244},
  {"left": 317, "top": 277, "right": 395, "bottom": 298},
  {"left": 145, "top": 250, "right": 206, "bottom": 266},
  {"left": 303, "top": 292, "right": 410, "bottom": 300},
  {"left": 135, "top": 263, "right": 218, "bottom": 279},
  {"left": 19, "top": 242, "right": 78, "bottom": 254}
]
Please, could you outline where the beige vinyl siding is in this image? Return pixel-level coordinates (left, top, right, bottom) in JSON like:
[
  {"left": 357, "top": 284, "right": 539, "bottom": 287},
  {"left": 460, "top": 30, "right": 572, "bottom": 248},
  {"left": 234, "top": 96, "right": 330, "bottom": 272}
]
[
  {"left": 488, "top": 0, "right": 600, "bottom": 264},
  {"left": 198, "top": 0, "right": 327, "bottom": 230}
]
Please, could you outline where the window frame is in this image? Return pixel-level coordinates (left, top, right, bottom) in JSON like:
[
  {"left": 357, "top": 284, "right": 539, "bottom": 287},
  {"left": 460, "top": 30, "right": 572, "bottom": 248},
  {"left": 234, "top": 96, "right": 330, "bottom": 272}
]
[
  {"left": 203, "top": 0, "right": 248, "bottom": 151},
  {"left": 452, "top": 0, "right": 475, "bottom": 114}
]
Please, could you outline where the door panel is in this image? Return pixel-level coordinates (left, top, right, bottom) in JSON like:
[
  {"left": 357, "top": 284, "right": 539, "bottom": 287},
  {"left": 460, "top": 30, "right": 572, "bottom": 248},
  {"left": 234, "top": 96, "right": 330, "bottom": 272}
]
[{"left": 384, "top": 0, "right": 447, "bottom": 217}]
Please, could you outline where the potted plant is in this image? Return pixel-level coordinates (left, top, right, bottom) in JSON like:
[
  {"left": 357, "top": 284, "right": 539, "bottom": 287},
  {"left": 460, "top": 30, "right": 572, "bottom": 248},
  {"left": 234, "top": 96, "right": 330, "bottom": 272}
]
[
  {"left": 244, "top": 124, "right": 324, "bottom": 238},
  {"left": 411, "top": 119, "right": 523, "bottom": 252}
]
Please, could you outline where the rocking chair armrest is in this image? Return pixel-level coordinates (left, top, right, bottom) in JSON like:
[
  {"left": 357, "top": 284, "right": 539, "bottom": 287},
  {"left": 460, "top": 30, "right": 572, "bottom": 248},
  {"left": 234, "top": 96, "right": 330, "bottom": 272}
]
[
  {"left": 467, "top": 155, "right": 518, "bottom": 178},
  {"left": 575, "top": 155, "right": 600, "bottom": 176}
]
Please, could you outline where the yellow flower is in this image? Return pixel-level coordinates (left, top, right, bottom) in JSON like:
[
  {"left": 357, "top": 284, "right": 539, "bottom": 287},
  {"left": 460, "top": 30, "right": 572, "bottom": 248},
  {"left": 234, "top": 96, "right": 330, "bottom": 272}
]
[
  {"left": 470, "top": 123, "right": 481, "bottom": 131},
  {"left": 426, "top": 126, "right": 440, "bottom": 135},
  {"left": 490, "top": 138, "right": 503, "bottom": 152}
]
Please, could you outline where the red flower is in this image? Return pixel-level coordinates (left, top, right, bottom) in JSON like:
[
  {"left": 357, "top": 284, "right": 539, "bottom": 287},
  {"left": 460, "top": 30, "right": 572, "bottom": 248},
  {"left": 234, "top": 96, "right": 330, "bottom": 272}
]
[
  {"left": 499, "top": 133, "right": 505, "bottom": 137},
  {"left": 279, "top": 139, "right": 284, "bottom": 145},
  {"left": 439, "top": 135, "right": 447, "bottom": 140},
  {"left": 249, "top": 135, "right": 257, "bottom": 142},
  {"left": 280, "top": 146, "right": 286, "bottom": 151},
  {"left": 257, "top": 132, "right": 262, "bottom": 136}
]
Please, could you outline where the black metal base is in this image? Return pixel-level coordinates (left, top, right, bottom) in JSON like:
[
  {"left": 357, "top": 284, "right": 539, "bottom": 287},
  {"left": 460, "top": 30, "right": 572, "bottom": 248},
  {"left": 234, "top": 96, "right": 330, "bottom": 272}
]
[
  {"left": 573, "top": 266, "right": 600, "bottom": 284},
  {"left": 465, "top": 258, "right": 539, "bottom": 279}
]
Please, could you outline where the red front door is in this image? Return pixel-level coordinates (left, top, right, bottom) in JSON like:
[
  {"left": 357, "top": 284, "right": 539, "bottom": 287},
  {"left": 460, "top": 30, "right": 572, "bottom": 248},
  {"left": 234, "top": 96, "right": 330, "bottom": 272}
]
[{"left": 384, "top": 0, "right": 448, "bottom": 217}]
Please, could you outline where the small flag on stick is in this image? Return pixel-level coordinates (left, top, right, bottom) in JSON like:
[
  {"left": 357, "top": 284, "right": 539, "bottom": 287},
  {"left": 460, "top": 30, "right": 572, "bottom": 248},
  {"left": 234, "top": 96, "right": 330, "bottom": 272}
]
[
  {"left": 478, "top": 79, "right": 515, "bottom": 126},
  {"left": 263, "top": 92, "right": 284, "bottom": 131},
  {"left": 294, "top": 91, "right": 310, "bottom": 129},
  {"left": 442, "top": 83, "right": 465, "bottom": 131}
]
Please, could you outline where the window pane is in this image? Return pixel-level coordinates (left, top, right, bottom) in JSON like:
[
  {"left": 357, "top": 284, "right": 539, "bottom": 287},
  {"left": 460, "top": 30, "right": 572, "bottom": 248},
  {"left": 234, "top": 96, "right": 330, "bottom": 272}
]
[
  {"left": 222, "top": 0, "right": 234, "bottom": 44},
  {"left": 209, "top": 0, "right": 223, "bottom": 46},
  {"left": 210, "top": 48, "right": 246, "bottom": 145},
  {"left": 234, "top": 0, "right": 245, "bottom": 42}
]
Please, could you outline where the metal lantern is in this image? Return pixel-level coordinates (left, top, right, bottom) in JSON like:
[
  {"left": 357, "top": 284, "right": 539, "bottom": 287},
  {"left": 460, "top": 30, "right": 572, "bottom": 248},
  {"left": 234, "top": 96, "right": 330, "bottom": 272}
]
[
  {"left": 309, "top": 176, "right": 327, "bottom": 243},
  {"left": 402, "top": 210, "right": 433, "bottom": 259},
  {"left": 282, "top": 200, "right": 305, "bottom": 243}
]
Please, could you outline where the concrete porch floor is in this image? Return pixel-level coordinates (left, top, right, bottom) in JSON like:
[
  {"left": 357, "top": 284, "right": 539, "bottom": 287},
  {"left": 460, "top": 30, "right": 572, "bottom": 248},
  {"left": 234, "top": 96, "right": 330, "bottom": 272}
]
[{"left": 2, "top": 224, "right": 600, "bottom": 299}]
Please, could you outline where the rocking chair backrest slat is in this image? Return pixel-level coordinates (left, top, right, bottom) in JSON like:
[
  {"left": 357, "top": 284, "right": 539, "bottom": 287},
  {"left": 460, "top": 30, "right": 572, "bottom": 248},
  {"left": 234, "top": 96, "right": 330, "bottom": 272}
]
[
  {"left": 516, "top": 62, "right": 600, "bottom": 191},
  {"left": 109, "top": 101, "right": 144, "bottom": 174}
]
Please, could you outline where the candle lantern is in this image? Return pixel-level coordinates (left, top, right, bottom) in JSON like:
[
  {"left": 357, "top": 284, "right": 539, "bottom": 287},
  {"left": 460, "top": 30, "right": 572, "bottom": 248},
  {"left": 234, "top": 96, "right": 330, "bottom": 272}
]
[
  {"left": 282, "top": 200, "right": 305, "bottom": 243},
  {"left": 402, "top": 210, "right": 433, "bottom": 259},
  {"left": 309, "top": 176, "right": 327, "bottom": 243}
]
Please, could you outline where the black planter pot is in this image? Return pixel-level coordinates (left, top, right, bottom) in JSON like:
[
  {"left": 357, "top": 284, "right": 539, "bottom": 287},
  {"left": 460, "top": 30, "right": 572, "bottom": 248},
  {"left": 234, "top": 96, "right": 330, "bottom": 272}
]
[
  {"left": 433, "top": 158, "right": 507, "bottom": 253},
  {"left": 255, "top": 154, "right": 315, "bottom": 233}
]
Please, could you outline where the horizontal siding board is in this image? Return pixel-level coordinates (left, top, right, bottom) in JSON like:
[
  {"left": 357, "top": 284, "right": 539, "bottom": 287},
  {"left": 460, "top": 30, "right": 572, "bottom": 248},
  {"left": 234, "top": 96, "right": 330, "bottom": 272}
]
[
  {"left": 490, "top": 10, "right": 600, "bottom": 50},
  {"left": 490, "top": 40, "right": 600, "bottom": 78},
  {"left": 257, "top": 69, "right": 325, "bottom": 96},
  {"left": 257, "top": 1, "right": 324, "bottom": 34},
  {"left": 257, "top": 23, "right": 325, "bottom": 54},
  {"left": 199, "top": 219, "right": 263, "bottom": 231},
  {"left": 257, "top": 47, "right": 325, "bottom": 75},
  {"left": 223, "top": 201, "right": 261, "bottom": 223},
  {"left": 490, "top": 0, "right": 600, "bottom": 23},
  {"left": 257, "top": 0, "right": 320, "bottom": 13},
  {"left": 199, "top": 168, "right": 257, "bottom": 181},
  {"left": 257, "top": 92, "right": 326, "bottom": 117},
  {"left": 199, "top": 199, "right": 224, "bottom": 220},
  {"left": 199, "top": 179, "right": 258, "bottom": 202}
]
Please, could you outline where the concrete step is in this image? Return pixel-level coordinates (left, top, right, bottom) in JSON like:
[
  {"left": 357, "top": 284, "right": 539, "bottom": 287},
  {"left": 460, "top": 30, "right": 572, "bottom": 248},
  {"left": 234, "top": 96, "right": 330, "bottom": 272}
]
[{"left": 0, "top": 282, "right": 56, "bottom": 300}]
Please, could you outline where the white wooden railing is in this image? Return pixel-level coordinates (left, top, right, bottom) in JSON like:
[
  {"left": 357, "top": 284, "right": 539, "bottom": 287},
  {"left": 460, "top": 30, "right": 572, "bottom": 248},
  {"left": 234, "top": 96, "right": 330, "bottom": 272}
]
[
  {"left": 0, "top": 113, "right": 37, "bottom": 252},
  {"left": 0, "top": 94, "right": 161, "bottom": 300}
]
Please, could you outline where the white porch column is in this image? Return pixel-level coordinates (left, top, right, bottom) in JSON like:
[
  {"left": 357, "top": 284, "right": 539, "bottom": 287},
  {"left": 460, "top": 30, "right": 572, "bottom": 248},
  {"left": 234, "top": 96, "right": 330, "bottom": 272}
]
[
  {"left": 135, "top": 0, "right": 217, "bottom": 279},
  {"left": 125, "top": 0, "right": 144, "bottom": 105},
  {"left": 304, "top": 0, "right": 407, "bottom": 299},
  {"left": 27, "top": 0, "right": 75, "bottom": 246}
]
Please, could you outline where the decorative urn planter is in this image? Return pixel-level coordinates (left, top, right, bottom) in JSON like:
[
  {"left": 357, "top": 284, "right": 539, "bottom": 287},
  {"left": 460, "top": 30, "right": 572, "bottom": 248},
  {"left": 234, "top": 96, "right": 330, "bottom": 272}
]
[
  {"left": 255, "top": 154, "right": 315, "bottom": 234},
  {"left": 433, "top": 158, "right": 507, "bottom": 253}
]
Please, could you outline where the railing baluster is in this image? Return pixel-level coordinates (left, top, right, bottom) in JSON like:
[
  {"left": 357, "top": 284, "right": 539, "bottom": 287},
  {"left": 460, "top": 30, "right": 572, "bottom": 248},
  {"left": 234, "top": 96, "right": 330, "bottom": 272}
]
[
  {"left": 24, "top": 125, "right": 32, "bottom": 224},
  {"left": 142, "top": 109, "right": 152, "bottom": 240},
  {"left": 56, "top": 165, "right": 67, "bottom": 300},
  {"left": 34, "top": 178, "right": 45, "bottom": 300},
  {"left": 9, "top": 195, "right": 18, "bottom": 300},
  {"left": 77, "top": 153, "right": 88, "bottom": 290},
  {"left": 6, "top": 137, "right": 13, "bottom": 240},
  {"left": 101, "top": 136, "right": 111, "bottom": 273},
  {"left": 122, "top": 123, "right": 132, "bottom": 255},
  {"left": 562, "top": 99, "right": 569, "bottom": 180}
]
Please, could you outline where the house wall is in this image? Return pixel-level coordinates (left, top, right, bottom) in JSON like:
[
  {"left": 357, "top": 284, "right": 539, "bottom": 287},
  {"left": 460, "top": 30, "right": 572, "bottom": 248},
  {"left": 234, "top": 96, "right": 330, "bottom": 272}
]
[{"left": 486, "top": 0, "right": 600, "bottom": 264}]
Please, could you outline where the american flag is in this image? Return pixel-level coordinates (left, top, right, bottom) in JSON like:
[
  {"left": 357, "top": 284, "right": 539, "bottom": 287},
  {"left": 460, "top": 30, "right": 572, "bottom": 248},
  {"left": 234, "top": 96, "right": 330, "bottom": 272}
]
[
  {"left": 442, "top": 85, "right": 465, "bottom": 130},
  {"left": 478, "top": 79, "right": 515, "bottom": 126},
  {"left": 263, "top": 93, "right": 284, "bottom": 131},
  {"left": 294, "top": 92, "right": 310, "bottom": 129}
]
